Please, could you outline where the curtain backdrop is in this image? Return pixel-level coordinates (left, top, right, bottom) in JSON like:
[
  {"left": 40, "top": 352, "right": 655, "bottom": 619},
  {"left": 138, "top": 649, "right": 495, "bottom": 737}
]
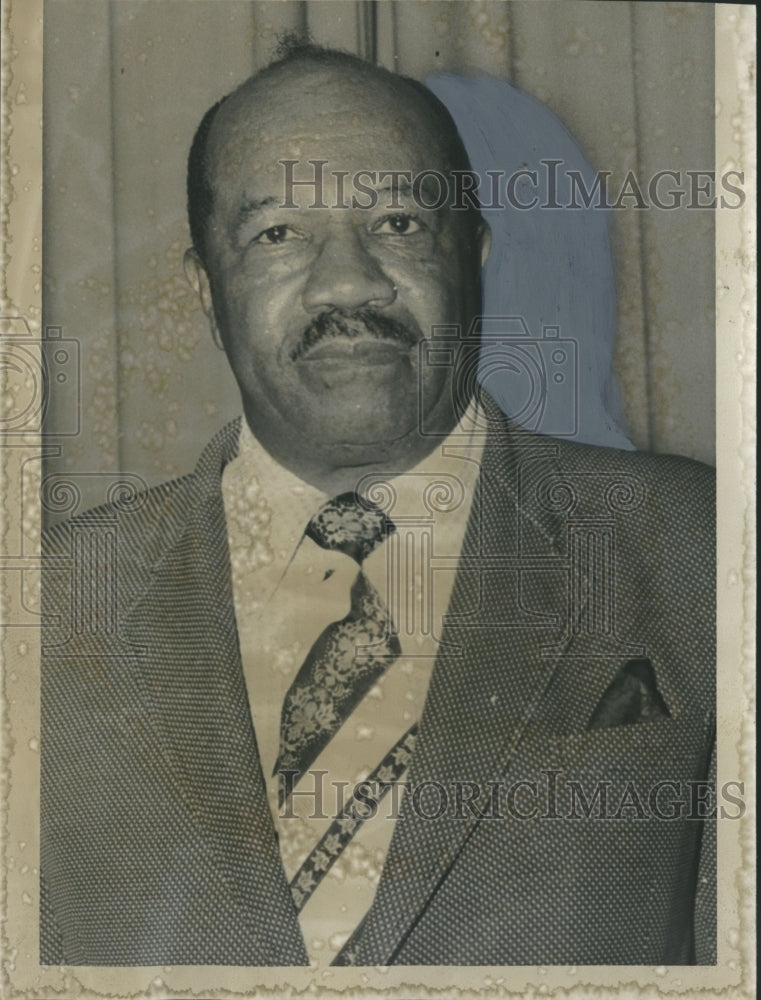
[{"left": 43, "top": 0, "right": 715, "bottom": 522}]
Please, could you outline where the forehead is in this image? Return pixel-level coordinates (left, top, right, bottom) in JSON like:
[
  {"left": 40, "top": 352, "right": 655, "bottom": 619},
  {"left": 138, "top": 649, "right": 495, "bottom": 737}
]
[{"left": 205, "top": 64, "right": 453, "bottom": 203}]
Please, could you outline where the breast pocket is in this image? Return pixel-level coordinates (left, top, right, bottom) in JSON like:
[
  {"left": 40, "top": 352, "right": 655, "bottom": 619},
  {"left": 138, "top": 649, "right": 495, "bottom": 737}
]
[{"left": 542, "top": 714, "right": 714, "bottom": 815}]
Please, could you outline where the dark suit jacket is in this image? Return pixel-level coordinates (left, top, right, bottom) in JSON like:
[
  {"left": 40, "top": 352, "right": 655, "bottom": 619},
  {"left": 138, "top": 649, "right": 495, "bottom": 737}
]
[{"left": 40, "top": 399, "right": 716, "bottom": 966}]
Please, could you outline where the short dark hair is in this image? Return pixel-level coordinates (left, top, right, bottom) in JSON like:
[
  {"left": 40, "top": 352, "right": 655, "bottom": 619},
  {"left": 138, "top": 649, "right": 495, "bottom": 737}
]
[
  {"left": 186, "top": 95, "right": 230, "bottom": 263},
  {"left": 186, "top": 38, "right": 475, "bottom": 264}
]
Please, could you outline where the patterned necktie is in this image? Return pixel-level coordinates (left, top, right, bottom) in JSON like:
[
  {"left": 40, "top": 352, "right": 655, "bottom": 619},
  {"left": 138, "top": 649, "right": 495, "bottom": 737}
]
[{"left": 274, "top": 492, "right": 401, "bottom": 806}]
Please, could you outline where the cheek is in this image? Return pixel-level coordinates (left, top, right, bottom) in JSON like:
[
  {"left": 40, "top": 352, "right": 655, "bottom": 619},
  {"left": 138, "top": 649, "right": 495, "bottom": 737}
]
[
  {"left": 397, "top": 264, "right": 464, "bottom": 323},
  {"left": 213, "top": 269, "right": 282, "bottom": 332},
  {"left": 211, "top": 290, "right": 277, "bottom": 369},
  {"left": 221, "top": 258, "right": 313, "bottom": 328},
  {"left": 399, "top": 236, "right": 471, "bottom": 303}
]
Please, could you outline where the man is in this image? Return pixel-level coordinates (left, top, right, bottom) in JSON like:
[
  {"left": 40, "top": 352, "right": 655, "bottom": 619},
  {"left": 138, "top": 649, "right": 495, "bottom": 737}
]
[{"left": 41, "top": 43, "right": 715, "bottom": 967}]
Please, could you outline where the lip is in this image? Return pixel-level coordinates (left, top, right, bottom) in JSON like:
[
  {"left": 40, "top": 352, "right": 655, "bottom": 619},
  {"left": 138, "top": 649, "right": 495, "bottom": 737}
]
[{"left": 298, "top": 338, "right": 411, "bottom": 365}]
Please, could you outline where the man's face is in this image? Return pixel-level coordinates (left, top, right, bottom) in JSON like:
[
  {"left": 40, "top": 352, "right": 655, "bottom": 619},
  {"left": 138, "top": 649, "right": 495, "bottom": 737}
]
[{"left": 188, "top": 63, "right": 487, "bottom": 477}]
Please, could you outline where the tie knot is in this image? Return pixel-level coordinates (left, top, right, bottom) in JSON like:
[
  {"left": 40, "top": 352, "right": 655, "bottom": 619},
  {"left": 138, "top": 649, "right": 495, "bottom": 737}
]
[{"left": 306, "top": 492, "right": 396, "bottom": 563}]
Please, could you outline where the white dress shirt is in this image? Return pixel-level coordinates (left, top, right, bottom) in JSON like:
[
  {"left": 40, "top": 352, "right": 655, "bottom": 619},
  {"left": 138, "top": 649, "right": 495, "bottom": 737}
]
[{"left": 222, "top": 403, "right": 484, "bottom": 966}]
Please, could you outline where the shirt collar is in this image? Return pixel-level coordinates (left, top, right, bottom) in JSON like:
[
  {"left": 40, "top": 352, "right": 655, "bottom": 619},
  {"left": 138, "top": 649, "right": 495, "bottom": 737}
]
[{"left": 223, "top": 397, "right": 485, "bottom": 570}]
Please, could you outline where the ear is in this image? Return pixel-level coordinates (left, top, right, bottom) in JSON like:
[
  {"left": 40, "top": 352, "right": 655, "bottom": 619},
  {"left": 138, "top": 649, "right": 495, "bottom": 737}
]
[
  {"left": 477, "top": 219, "right": 492, "bottom": 269},
  {"left": 183, "top": 247, "right": 224, "bottom": 351}
]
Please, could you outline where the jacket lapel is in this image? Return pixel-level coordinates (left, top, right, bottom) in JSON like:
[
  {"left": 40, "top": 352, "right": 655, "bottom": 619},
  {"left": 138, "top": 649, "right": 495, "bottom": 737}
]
[
  {"left": 347, "top": 401, "right": 644, "bottom": 966},
  {"left": 122, "top": 420, "right": 308, "bottom": 965},
  {"left": 340, "top": 404, "right": 562, "bottom": 963}
]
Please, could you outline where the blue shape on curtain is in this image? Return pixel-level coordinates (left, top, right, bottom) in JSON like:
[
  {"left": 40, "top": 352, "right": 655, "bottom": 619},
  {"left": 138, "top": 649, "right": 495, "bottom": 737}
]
[{"left": 426, "top": 73, "right": 634, "bottom": 450}]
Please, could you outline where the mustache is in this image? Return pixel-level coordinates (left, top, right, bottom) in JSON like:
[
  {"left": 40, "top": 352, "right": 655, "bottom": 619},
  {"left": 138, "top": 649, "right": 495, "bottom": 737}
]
[{"left": 289, "top": 309, "right": 421, "bottom": 362}]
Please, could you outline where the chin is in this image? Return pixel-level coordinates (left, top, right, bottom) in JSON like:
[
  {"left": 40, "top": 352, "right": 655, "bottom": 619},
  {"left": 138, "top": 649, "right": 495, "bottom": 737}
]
[
  {"left": 324, "top": 412, "right": 418, "bottom": 447},
  {"left": 326, "top": 434, "right": 413, "bottom": 460},
  {"left": 323, "top": 424, "right": 417, "bottom": 456}
]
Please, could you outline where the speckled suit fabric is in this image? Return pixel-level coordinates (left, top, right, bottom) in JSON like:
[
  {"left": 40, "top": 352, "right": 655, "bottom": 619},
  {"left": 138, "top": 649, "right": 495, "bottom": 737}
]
[{"left": 40, "top": 395, "right": 715, "bottom": 966}]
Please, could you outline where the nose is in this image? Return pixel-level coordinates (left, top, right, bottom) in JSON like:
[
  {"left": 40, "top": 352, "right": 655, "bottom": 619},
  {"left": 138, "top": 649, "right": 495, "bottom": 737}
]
[{"left": 302, "top": 227, "right": 397, "bottom": 314}]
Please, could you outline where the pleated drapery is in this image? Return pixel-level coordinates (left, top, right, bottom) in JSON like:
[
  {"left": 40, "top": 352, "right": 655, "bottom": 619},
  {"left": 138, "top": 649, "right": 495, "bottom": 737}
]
[{"left": 43, "top": 0, "right": 715, "bottom": 521}]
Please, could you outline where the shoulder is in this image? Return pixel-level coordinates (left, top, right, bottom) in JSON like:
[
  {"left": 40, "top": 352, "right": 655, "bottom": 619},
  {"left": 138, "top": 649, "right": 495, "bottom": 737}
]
[
  {"left": 485, "top": 395, "right": 714, "bottom": 528},
  {"left": 40, "top": 473, "right": 198, "bottom": 641},
  {"left": 552, "top": 437, "right": 715, "bottom": 514},
  {"left": 42, "top": 472, "right": 194, "bottom": 560},
  {"left": 495, "top": 411, "right": 716, "bottom": 577},
  {"left": 545, "top": 437, "right": 716, "bottom": 597},
  {"left": 42, "top": 419, "right": 241, "bottom": 623},
  {"left": 42, "top": 418, "right": 241, "bottom": 560},
  {"left": 551, "top": 437, "right": 715, "bottom": 538}
]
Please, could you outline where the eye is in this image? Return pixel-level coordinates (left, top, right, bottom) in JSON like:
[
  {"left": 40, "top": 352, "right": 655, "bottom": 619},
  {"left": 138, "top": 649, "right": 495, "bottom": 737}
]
[
  {"left": 253, "top": 225, "right": 302, "bottom": 245},
  {"left": 372, "top": 214, "right": 423, "bottom": 236}
]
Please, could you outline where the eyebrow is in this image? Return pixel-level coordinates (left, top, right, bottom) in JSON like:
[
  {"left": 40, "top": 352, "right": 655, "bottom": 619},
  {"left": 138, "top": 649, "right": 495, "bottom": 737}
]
[
  {"left": 374, "top": 179, "right": 414, "bottom": 206},
  {"left": 232, "top": 196, "right": 281, "bottom": 234},
  {"left": 377, "top": 179, "right": 413, "bottom": 195},
  {"left": 374, "top": 176, "right": 445, "bottom": 211}
]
